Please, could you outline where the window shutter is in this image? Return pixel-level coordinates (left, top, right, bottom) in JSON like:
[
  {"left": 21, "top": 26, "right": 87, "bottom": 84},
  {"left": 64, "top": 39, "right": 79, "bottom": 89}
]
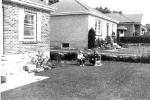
[
  {"left": 18, "top": 9, "right": 24, "bottom": 41},
  {"left": 37, "top": 13, "right": 42, "bottom": 41}
]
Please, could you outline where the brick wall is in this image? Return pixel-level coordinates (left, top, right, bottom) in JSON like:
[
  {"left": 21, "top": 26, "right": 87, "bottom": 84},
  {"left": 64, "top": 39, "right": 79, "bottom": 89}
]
[{"left": 3, "top": 2, "right": 50, "bottom": 54}]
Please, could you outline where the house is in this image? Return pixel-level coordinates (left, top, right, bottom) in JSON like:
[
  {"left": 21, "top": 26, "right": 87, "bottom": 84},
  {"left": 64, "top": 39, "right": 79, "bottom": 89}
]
[
  {"left": 145, "top": 24, "right": 150, "bottom": 36},
  {"left": 1, "top": 0, "right": 54, "bottom": 55},
  {"left": 1, "top": 0, "right": 54, "bottom": 84},
  {"left": 106, "top": 13, "right": 147, "bottom": 37},
  {"left": 50, "top": 0, "right": 118, "bottom": 49}
]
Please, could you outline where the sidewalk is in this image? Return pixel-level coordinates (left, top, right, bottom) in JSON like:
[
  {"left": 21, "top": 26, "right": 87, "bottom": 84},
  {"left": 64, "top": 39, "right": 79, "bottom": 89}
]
[
  {"left": 0, "top": 73, "right": 49, "bottom": 92},
  {"left": 1, "top": 53, "right": 50, "bottom": 92}
]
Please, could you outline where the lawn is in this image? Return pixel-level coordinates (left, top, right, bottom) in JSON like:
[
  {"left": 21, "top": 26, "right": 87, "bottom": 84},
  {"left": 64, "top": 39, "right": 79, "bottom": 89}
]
[{"left": 1, "top": 61, "right": 150, "bottom": 100}]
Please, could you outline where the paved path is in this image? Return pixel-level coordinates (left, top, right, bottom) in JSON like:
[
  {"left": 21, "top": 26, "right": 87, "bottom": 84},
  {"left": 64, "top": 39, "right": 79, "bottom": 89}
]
[{"left": 0, "top": 74, "right": 49, "bottom": 92}]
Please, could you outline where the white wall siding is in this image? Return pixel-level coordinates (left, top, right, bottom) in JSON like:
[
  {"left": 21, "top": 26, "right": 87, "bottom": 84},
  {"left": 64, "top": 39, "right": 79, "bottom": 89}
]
[
  {"left": 50, "top": 15, "right": 89, "bottom": 48},
  {"left": 88, "top": 15, "right": 117, "bottom": 40}
]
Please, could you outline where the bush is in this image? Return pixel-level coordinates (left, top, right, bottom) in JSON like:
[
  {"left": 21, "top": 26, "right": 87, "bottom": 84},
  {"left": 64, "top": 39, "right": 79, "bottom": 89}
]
[
  {"left": 50, "top": 52, "right": 77, "bottom": 61},
  {"left": 88, "top": 28, "right": 96, "bottom": 49},
  {"left": 118, "top": 42, "right": 128, "bottom": 48},
  {"left": 1, "top": 76, "right": 6, "bottom": 84},
  {"left": 63, "top": 52, "right": 77, "bottom": 61},
  {"left": 120, "top": 37, "right": 150, "bottom": 43},
  {"left": 101, "top": 54, "right": 150, "bottom": 64},
  {"left": 50, "top": 52, "right": 62, "bottom": 62},
  {"left": 105, "top": 36, "right": 113, "bottom": 45}
]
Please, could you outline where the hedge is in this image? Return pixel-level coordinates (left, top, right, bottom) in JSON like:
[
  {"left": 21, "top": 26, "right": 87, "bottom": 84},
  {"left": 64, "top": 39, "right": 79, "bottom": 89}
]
[
  {"left": 50, "top": 52, "right": 150, "bottom": 64},
  {"left": 50, "top": 52, "right": 77, "bottom": 61},
  {"left": 101, "top": 54, "right": 150, "bottom": 64},
  {"left": 119, "top": 37, "right": 150, "bottom": 43}
]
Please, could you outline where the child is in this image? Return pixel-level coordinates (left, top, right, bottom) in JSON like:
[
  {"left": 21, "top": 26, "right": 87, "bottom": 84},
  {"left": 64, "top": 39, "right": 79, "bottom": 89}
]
[
  {"left": 77, "top": 50, "right": 85, "bottom": 66},
  {"left": 89, "top": 50, "right": 99, "bottom": 66}
]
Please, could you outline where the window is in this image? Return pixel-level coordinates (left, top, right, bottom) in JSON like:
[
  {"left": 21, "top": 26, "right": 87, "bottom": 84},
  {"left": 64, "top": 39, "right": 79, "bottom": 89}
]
[
  {"left": 120, "top": 30, "right": 124, "bottom": 34},
  {"left": 24, "top": 12, "right": 36, "bottom": 40},
  {"left": 19, "top": 9, "right": 41, "bottom": 42},
  {"left": 106, "top": 23, "right": 109, "bottom": 36},
  {"left": 62, "top": 43, "right": 69, "bottom": 48},
  {"left": 95, "top": 20, "right": 101, "bottom": 35}
]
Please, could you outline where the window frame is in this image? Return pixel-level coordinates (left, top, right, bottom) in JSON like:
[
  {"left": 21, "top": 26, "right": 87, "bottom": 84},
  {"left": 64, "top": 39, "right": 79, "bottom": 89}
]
[
  {"left": 106, "top": 23, "right": 109, "bottom": 36},
  {"left": 62, "top": 43, "right": 70, "bottom": 48},
  {"left": 23, "top": 11, "right": 37, "bottom": 41},
  {"left": 95, "top": 20, "right": 102, "bottom": 36}
]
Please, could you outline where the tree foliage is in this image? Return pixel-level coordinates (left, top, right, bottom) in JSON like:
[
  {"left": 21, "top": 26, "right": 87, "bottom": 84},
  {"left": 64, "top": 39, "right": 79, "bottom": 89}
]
[
  {"left": 48, "top": 0, "right": 59, "bottom": 5},
  {"left": 88, "top": 28, "right": 96, "bottom": 49},
  {"left": 95, "top": 6, "right": 111, "bottom": 14},
  {"left": 95, "top": 6, "right": 122, "bottom": 14}
]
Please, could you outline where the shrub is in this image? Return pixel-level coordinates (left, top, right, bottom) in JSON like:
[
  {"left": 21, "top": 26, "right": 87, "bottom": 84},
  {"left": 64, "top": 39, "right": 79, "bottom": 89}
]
[
  {"left": 50, "top": 52, "right": 78, "bottom": 61},
  {"left": 63, "top": 52, "right": 77, "bottom": 61},
  {"left": 1, "top": 76, "right": 6, "bottom": 84},
  {"left": 50, "top": 52, "right": 62, "bottom": 62},
  {"left": 30, "top": 51, "right": 49, "bottom": 68},
  {"left": 88, "top": 28, "right": 96, "bottom": 49},
  {"left": 120, "top": 37, "right": 150, "bottom": 43},
  {"left": 100, "top": 54, "right": 150, "bottom": 64},
  {"left": 118, "top": 42, "right": 128, "bottom": 48},
  {"left": 105, "top": 36, "right": 113, "bottom": 45}
]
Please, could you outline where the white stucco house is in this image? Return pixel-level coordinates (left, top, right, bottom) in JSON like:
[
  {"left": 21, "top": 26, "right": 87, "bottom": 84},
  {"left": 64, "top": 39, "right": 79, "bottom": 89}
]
[{"left": 50, "top": 0, "right": 118, "bottom": 49}]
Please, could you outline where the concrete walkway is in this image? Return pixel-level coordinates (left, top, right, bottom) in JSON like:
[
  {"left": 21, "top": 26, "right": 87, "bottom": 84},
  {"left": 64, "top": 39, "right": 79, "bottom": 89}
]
[{"left": 0, "top": 74, "right": 49, "bottom": 92}]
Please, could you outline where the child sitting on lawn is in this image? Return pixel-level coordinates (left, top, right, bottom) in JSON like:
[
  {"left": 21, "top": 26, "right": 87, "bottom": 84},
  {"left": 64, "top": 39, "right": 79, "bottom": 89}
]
[
  {"left": 89, "top": 50, "right": 100, "bottom": 66},
  {"left": 77, "top": 50, "right": 85, "bottom": 66}
]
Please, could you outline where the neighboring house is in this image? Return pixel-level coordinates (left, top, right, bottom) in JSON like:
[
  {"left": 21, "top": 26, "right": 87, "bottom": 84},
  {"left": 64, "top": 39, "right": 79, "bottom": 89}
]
[
  {"left": 50, "top": 0, "right": 118, "bottom": 49},
  {"left": 145, "top": 24, "right": 150, "bottom": 36},
  {"left": 1, "top": 0, "right": 54, "bottom": 55},
  {"left": 106, "top": 13, "right": 147, "bottom": 37}
]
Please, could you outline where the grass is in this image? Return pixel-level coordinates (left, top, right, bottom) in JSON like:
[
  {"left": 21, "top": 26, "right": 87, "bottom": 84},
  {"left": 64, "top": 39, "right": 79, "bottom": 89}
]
[
  {"left": 101, "top": 45, "right": 150, "bottom": 56},
  {"left": 1, "top": 61, "right": 150, "bottom": 100}
]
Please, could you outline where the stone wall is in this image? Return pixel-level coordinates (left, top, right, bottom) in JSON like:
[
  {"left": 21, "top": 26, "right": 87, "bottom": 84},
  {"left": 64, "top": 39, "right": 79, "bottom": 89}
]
[{"left": 3, "top": 2, "right": 50, "bottom": 54}]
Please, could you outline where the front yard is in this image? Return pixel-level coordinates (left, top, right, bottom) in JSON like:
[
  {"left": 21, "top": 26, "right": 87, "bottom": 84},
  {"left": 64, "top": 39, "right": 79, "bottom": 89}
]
[{"left": 1, "top": 61, "right": 150, "bottom": 100}]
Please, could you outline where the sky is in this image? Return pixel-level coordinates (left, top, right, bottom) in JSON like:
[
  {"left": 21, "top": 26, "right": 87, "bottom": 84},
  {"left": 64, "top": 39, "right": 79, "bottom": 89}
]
[{"left": 80, "top": 0, "right": 150, "bottom": 25}]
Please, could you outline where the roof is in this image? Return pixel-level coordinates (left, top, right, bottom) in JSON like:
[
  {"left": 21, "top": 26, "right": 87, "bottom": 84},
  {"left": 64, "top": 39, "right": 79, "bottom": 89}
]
[
  {"left": 125, "top": 14, "right": 143, "bottom": 23},
  {"left": 118, "top": 26, "right": 127, "bottom": 30},
  {"left": 106, "top": 13, "right": 143, "bottom": 24},
  {"left": 106, "top": 13, "right": 132, "bottom": 22},
  {"left": 3, "top": 0, "right": 55, "bottom": 12},
  {"left": 51, "top": 0, "right": 118, "bottom": 23}
]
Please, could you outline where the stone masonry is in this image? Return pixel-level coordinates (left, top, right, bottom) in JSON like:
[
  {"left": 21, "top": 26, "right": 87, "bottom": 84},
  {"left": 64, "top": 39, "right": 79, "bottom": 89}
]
[{"left": 3, "top": 1, "right": 50, "bottom": 54}]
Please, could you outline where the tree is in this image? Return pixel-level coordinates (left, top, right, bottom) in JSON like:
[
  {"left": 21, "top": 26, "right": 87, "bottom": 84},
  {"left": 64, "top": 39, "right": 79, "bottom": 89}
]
[
  {"left": 95, "top": 6, "right": 111, "bottom": 14},
  {"left": 48, "top": 0, "right": 59, "bottom": 5},
  {"left": 88, "top": 28, "right": 96, "bottom": 49},
  {"left": 113, "top": 10, "right": 122, "bottom": 14},
  {"left": 95, "top": 6, "right": 123, "bottom": 14}
]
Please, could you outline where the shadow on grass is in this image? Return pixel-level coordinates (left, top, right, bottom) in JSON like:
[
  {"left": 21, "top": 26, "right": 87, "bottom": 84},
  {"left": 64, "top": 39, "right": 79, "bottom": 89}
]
[{"left": 2, "top": 61, "right": 150, "bottom": 100}]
